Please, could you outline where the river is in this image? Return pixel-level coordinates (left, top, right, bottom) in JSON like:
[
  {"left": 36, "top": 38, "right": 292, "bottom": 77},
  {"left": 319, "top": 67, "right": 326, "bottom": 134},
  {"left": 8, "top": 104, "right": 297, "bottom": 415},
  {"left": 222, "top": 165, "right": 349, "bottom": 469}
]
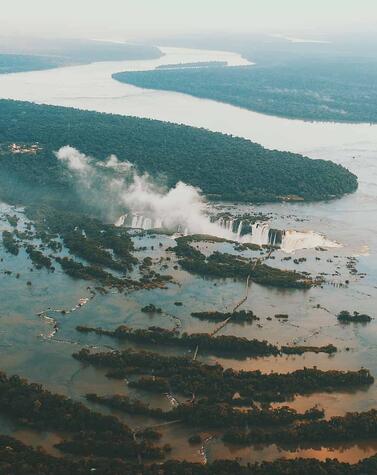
[
  {"left": 0, "top": 45, "right": 376, "bottom": 253},
  {"left": 0, "top": 45, "right": 377, "bottom": 465}
]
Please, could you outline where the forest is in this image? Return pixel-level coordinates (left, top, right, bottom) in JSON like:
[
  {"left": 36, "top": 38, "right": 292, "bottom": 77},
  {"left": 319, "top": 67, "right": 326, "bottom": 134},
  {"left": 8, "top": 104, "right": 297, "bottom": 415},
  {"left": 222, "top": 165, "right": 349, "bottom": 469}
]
[
  {"left": 3, "top": 434, "right": 377, "bottom": 475},
  {"left": 0, "top": 54, "right": 65, "bottom": 74},
  {"left": 114, "top": 54, "right": 377, "bottom": 123},
  {"left": 0, "top": 100, "right": 357, "bottom": 209},
  {"left": 73, "top": 347, "right": 371, "bottom": 403},
  {"left": 0, "top": 38, "right": 162, "bottom": 74}
]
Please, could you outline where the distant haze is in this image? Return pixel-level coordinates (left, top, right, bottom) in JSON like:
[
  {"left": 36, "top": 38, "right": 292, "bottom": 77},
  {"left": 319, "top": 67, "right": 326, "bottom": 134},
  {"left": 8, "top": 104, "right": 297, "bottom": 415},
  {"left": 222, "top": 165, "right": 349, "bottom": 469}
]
[{"left": 1, "top": 0, "right": 377, "bottom": 41}]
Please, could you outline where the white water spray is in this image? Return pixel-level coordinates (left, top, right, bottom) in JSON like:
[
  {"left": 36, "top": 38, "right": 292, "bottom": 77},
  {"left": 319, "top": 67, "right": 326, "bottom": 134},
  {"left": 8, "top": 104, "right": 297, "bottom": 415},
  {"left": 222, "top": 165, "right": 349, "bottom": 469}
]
[{"left": 56, "top": 146, "right": 340, "bottom": 253}]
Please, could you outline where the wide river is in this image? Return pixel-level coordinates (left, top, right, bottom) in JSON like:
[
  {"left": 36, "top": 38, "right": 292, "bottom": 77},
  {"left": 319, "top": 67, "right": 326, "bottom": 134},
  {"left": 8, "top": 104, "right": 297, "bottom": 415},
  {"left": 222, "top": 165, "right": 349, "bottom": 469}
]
[
  {"left": 0, "top": 45, "right": 376, "bottom": 255},
  {"left": 1, "top": 45, "right": 377, "bottom": 464}
]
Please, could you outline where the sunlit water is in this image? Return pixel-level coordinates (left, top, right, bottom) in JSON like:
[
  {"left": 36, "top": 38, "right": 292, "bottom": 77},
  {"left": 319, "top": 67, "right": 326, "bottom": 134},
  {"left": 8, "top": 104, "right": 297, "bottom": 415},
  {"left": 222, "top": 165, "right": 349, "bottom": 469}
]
[{"left": 0, "top": 46, "right": 377, "bottom": 464}]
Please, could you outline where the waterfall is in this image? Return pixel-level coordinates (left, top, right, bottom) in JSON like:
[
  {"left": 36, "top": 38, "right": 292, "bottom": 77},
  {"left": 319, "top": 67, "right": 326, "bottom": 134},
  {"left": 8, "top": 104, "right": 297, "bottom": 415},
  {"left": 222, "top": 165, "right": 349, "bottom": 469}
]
[
  {"left": 137, "top": 215, "right": 145, "bottom": 228},
  {"left": 268, "top": 228, "right": 282, "bottom": 247},
  {"left": 114, "top": 214, "right": 127, "bottom": 227},
  {"left": 154, "top": 218, "right": 163, "bottom": 228},
  {"left": 280, "top": 230, "right": 339, "bottom": 253},
  {"left": 142, "top": 217, "right": 152, "bottom": 230},
  {"left": 115, "top": 210, "right": 339, "bottom": 254},
  {"left": 250, "top": 223, "right": 270, "bottom": 245},
  {"left": 131, "top": 215, "right": 138, "bottom": 228},
  {"left": 236, "top": 220, "right": 243, "bottom": 239},
  {"left": 218, "top": 217, "right": 235, "bottom": 233}
]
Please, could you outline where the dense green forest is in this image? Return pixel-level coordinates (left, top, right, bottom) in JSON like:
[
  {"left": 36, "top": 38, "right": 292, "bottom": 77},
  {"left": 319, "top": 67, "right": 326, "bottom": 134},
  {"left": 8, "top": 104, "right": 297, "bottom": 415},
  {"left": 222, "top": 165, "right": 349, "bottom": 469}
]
[
  {"left": 3, "top": 434, "right": 377, "bottom": 475},
  {"left": 142, "top": 33, "right": 377, "bottom": 123},
  {"left": 114, "top": 59, "right": 377, "bottom": 123},
  {"left": 0, "top": 100, "right": 357, "bottom": 208},
  {"left": 0, "top": 54, "right": 66, "bottom": 74}
]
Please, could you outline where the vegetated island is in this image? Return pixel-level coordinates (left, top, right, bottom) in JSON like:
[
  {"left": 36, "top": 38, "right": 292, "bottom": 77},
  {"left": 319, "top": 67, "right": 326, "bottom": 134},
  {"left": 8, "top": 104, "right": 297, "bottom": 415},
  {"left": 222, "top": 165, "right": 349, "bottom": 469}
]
[
  {"left": 169, "top": 238, "right": 315, "bottom": 289},
  {"left": 191, "top": 309, "right": 259, "bottom": 323},
  {"left": 0, "top": 54, "right": 65, "bottom": 74},
  {"left": 3, "top": 206, "right": 174, "bottom": 291},
  {"left": 73, "top": 348, "right": 366, "bottom": 404},
  {"left": 87, "top": 392, "right": 323, "bottom": 429},
  {"left": 113, "top": 59, "right": 377, "bottom": 123},
  {"left": 224, "top": 409, "right": 377, "bottom": 447},
  {"left": 0, "top": 372, "right": 168, "bottom": 461},
  {"left": 0, "top": 100, "right": 357, "bottom": 207},
  {"left": 4, "top": 434, "right": 377, "bottom": 475},
  {"left": 337, "top": 310, "right": 372, "bottom": 324},
  {"left": 75, "top": 325, "right": 338, "bottom": 360}
]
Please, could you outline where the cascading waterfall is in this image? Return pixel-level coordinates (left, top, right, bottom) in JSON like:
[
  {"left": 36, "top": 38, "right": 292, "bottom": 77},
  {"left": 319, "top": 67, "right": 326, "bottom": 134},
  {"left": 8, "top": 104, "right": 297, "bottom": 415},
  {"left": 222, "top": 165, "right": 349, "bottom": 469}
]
[
  {"left": 131, "top": 215, "right": 139, "bottom": 228},
  {"left": 57, "top": 145, "right": 339, "bottom": 254},
  {"left": 250, "top": 223, "right": 270, "bottom": 246},
  {"left": 142, "top": 217, "right": 152, "bottom": 230},
  {"left": 236, "top": 220, "right": 243, "bottom": 239},
  {"left": 114, "top": 214, "right": 127, "bottom": 227},
  {"left": 114, "top": 211, "right": 339, "bottom": 253}
]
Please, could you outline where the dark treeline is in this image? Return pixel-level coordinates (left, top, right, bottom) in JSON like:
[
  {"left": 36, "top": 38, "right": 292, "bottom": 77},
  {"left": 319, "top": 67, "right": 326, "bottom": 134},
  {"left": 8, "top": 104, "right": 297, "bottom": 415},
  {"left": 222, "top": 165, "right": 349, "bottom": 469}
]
[
  {"left": 337, "top": 310, "right": 372, "bottom": 324},
  {"left": 3, "top": 434, "right": 377, "bottom": 475},
  {"left": 170, "top": 239, "right": 313, "bottom": 288},
  {"left": 191, "top": 309, "right": 258, "bottom": 323},
  {"left": 114, "top": 58, "right": 377, "bottom": 124},
  {"left": 27, "top": 206, "right": 136, "bottom": 268},
  {"left": 87, "top": 393, "right": 323, "bottom": 429},
  {"left": 0, "top": 371, "right": 127, "bottom": 434},
  {"left": 0, "top": 372, "right": 167, "bottom": 461},
  {"left": 75, "top": 325, "right": 280, "bottom": 358},
  {"left": 76, "top": 324, "right": 337, "bottom": 359},
  {"left": 0, "top": 100, "right": 357, "bottom": 207},
  {"left": 224, "top": 409, "right": 377, "bottom": 447},
  {"left": 73, "top": 348, "right": 372, "bottom": 403},
  {"left": 2, "top": 230, "right": 19, "bottom": 255},
  {"left": 7, "top": 205, "right": 171, "bottom": 289},
  {"left": 0, "top": 53, "right": 65, "bottom": 74}
]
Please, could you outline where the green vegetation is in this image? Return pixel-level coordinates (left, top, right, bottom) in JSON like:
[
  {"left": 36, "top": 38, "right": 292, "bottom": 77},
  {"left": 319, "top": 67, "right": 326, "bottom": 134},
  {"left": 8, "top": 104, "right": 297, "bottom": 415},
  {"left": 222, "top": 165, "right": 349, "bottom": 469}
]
[
  {"left": 25, "top": 245, "right": 53, "bottom": 269},
  {"left": 191, "top": 309, "right": 258, "bottom": 323},
  {"left": 142, "top": 304, "right": 163, "bottom": 313},
  {"left": 0, "top": 372, "right": 167, "bottom": 461},
  {"left": 0, "top": 54, "right": 65, "bottom": 74},
  {"left": 0, "top": 100, "right": 357, "bottom": 206},
  {"left": 27, "top": 206, "right": 136, "bottom": 266},
  {"left": 114, "top": 59, "right": 377, "bottom": 123},
  {"left": 87, "top": 393, "right": 323, "bottom": 429},
  {"left": 55, "top": 257, "right": 129, "bottom": 287},
  {"left": 76, "top": 325, "right": 280, "bottom": 358},
  {"left": 73, "top": 348, "right": 368, "bottom": 403},
  {"left": 224, "top": 409, "right": 377, "bottom": 446},
  {"left": 23, "top": 206, "right": 156, "bottom": 288},
  {"left": 76, "top": 325, "right": 338, "bottom": 360},
  {"left": 2, "top": 230, "right": 19, "bottom": 255},
  {"left": 281, "top": 344, "right": 337, "bottom": 355},
  {"left": 4, "top": 433, "right": 377, "bottom": 475},
  {"left": 170, "top": 239, "right": 313, "bottom": 288},
  {"left": 337, "top": 310, "right": 372, "bottom": 323}
]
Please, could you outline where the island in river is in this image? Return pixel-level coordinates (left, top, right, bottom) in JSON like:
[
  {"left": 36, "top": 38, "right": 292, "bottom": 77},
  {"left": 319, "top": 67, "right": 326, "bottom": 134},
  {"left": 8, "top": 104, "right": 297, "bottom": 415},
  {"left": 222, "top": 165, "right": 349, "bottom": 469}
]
[{"left": 0, "top": 42, "right": 376, "bottom": 475}]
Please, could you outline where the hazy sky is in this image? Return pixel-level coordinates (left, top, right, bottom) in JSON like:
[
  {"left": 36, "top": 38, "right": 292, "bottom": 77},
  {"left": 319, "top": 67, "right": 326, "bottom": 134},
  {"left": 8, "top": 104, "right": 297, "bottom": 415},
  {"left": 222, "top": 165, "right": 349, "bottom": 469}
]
[{"left": 1, "top": 0, "right": 377, "bottom": 40}]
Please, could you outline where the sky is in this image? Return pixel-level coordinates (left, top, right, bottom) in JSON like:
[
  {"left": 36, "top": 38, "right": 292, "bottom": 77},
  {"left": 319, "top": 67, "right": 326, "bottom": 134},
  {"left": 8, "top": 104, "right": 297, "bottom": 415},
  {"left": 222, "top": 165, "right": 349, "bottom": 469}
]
[{"left": 1, "top": 0, "right": 377, "bottom": 40}]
